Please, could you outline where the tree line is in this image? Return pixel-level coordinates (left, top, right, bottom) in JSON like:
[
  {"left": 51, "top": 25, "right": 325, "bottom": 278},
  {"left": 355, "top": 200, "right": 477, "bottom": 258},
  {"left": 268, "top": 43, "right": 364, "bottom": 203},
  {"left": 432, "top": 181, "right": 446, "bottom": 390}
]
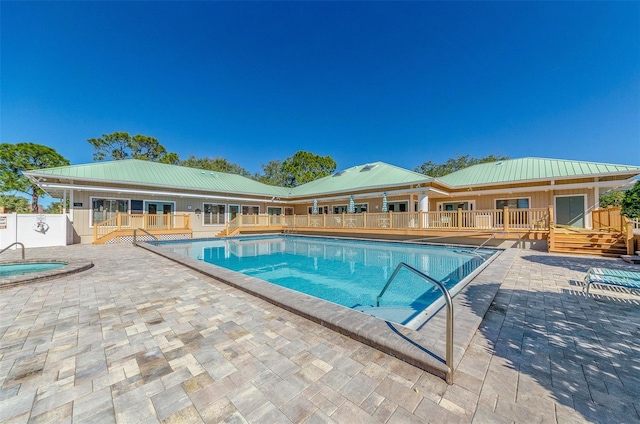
[{"left": 3, "top": 131, "right": 638, "bottom": 218}]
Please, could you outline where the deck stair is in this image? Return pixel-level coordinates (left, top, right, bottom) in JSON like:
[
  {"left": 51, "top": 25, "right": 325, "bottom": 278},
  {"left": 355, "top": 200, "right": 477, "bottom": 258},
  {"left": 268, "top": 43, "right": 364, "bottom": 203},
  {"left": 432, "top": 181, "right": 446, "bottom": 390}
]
[
  {"left": 216, "top": 226, "right": 240, "bottom": 237},
  {"left": 549, "top": 227, "right": 627, "bottom": 257}
]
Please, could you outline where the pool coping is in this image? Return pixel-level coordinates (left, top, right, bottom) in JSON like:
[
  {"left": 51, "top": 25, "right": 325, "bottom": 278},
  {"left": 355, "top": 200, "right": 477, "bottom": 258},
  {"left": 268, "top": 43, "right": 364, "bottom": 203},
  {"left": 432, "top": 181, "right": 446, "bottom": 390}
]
[
  {"left": 0, "top": 259, "right": 94, "bottom": 289},
  {"left": 138, "top": 239, "right": 516, "bottom": 381}
]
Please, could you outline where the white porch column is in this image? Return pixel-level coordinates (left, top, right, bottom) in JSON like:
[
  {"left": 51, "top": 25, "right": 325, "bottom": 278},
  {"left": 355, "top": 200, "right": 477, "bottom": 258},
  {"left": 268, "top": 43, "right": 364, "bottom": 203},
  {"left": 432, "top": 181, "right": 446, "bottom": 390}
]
[
  {"left": 419, "top": 193, "right": 429, "bottom": 227},
  {"left": 69, "top": 189, "right": 74, "bottom": 221}
]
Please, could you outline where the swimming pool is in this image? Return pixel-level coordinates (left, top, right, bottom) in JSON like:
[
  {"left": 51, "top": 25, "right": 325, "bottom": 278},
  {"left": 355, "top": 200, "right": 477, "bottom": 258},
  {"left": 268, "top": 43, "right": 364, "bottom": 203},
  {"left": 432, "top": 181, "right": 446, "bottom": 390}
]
[
  {"left": 0, "top": 262, "right": 66, "bottom": 278},
  {"left": 157, "top": 235, "right": 497, "bottom": 327}
]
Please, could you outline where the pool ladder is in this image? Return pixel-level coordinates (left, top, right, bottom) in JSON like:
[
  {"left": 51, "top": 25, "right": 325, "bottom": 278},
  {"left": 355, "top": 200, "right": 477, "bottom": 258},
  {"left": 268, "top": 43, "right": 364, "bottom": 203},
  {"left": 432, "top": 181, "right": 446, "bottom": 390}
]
[
  {"left": 132, "top": 228, "right": 159, "bottom": 246},
  {"left": 376, "top": 262, "right": 454, "bottom": 384},
  {"left": 0, "top": 242, "right": 25, "bottom": 261}
]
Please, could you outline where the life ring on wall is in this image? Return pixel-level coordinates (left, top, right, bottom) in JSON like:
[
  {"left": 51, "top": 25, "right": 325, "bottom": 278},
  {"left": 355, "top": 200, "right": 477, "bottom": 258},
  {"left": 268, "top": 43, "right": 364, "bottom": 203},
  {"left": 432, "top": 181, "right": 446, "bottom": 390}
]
[{"left": 33, "top": 221, "right": 49, "bottom": 233}]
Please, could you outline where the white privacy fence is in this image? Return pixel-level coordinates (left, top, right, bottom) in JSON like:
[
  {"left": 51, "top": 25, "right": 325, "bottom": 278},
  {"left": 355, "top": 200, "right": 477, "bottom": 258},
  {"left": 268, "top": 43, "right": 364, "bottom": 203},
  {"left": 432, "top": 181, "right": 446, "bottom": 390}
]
[{"left": 0, "top": 214, "right": 72, "bottom": 250}]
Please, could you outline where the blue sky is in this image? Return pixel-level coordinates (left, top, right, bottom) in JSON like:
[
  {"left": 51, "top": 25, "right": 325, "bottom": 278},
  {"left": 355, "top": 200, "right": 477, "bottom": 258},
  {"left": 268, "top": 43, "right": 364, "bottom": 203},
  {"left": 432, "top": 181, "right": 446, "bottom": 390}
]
[{"left": 2, "top": 1, "right": 639, "bottom": 176}]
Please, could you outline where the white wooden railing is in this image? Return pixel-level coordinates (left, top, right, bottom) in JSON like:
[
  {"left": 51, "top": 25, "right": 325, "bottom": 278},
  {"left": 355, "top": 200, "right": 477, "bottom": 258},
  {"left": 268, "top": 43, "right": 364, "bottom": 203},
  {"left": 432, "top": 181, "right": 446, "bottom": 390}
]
[{"left": 220, "top": 207, "right": 551, "bottom": 236}]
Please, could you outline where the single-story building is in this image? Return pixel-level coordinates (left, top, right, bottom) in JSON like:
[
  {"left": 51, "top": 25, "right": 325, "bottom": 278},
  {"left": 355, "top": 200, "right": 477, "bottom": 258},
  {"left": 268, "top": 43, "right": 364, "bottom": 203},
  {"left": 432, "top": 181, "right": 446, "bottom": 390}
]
[{"left": 25, "top": 157, "right": 640, "bottom": 252}]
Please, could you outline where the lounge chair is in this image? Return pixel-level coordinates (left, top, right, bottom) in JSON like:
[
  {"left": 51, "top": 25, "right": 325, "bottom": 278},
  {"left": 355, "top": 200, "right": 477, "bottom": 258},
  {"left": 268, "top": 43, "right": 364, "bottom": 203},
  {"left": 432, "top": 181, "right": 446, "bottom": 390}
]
[
  {"left": 588, "top": 267, "right": 640, "bottom": 281},
  {"left": 583, "top": 267, "right": 640, "bottom": 295}
]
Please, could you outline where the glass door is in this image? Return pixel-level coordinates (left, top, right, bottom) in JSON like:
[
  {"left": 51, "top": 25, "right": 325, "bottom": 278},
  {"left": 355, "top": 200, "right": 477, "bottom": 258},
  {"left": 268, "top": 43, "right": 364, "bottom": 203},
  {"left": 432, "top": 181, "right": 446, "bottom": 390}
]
[{"left": 229, "top": 205, "right": 240, "bottom": 222}]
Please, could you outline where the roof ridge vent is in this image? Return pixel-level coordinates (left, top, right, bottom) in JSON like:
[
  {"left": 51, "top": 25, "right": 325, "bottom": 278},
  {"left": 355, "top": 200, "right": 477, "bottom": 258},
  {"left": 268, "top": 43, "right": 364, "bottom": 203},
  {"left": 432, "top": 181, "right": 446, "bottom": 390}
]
[
  {"left": 333, "top": 170, "right": 348, "bottom": 177},
  {"left": 361, "top": 164, "right": 378, "bottom": 172}
]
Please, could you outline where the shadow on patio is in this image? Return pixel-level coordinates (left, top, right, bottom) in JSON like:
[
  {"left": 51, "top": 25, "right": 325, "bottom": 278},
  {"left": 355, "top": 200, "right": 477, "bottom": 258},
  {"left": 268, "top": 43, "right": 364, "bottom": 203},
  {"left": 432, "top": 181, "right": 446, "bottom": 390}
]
[{"left": 461, "top": 255, "right": 640, "bottom": 422}]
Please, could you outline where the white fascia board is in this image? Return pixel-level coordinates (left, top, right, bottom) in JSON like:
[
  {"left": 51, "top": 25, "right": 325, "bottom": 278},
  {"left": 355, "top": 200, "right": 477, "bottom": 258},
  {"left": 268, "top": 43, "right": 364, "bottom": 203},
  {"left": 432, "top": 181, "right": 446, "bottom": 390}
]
[
  {"left": 286, "top": 186, "right": 449, "bottom": 204},
  {"left": 441, "top": 170, "right": 640, "bottom": 190},
  {"left": 37, "top": 182, "right": 280, "bottom": 204},
  {"left": 446, "top": 179, "right": 637, "bottom": 197},
  {"left": 288, "top": 179, "right": 433, "bottom": 199},
  {"left": 24, "top": 172, "right": 286, "bottom": 199}
]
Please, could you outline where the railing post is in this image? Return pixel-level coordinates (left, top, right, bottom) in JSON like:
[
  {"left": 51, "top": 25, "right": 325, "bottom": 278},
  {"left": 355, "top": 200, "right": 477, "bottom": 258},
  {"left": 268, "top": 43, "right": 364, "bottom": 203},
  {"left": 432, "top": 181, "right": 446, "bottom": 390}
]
[
  {"left": 389, "top": 211, "right": 393, "bottom": 229},
  {"left": 548, "top": 205, "right": 554, "bottom": 228},
  {"left": 342, "top": 213, "right": 345, "bottom": 228},
  {"left": 457, "top": 208, "right": 462, "bottom": 230},
  {"left": 117, "top": 213, "right": 122, "bottom": 230},
  {"left": 503, "top": 206, "right": 509, "bottom": 232},
  {"left": 323, "top": 213, "right": 326, "bottom": 228},
  {"left": 420, "top": 211, "right": 424, "bottom": 229},
  {"left": 307, "top": 214, "right": 310, "bottom": 227},
  {"left": 363, "top": 212, "right": 367, "bottom": 228},
  {"left": 626, "top": 220, "right": 634, "bottom": 255}
]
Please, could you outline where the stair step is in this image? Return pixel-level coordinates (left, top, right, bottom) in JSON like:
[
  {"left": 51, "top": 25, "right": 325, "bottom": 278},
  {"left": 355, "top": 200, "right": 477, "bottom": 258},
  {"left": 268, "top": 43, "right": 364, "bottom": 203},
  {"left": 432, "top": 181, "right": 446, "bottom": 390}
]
[
  {"left": 553, "top": 241, "right": 626, "bottom": 248},
  {"left": 552, "top": 234, "right": 623, "bottom": 240},
  {"left": 550, "top": 248, "right": 625, "bottom": 258}
]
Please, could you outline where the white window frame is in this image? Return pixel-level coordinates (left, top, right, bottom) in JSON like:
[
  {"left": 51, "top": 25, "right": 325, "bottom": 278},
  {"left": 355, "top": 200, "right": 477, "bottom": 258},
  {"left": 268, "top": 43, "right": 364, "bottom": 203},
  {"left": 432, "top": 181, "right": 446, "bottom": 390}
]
[
  {"left": 333, "top": 204, "right": 348, "bottom": 214},
  {"left": 267, "top": 207, "right": 283, "bottom": 215},
  {"left": 203, "top": 202, "right": 226, "bottom": 226},
  {"left": 90, "top": 196, "right": 131, "bottom": 228},
  {"left": 495, "top": 197, "right": 531, "bottom": 210},
  {"left": 308, "top": 206, "right": 329, "bottom": 214},
  {"left": 386, "top": 201, "right": 408, "bottom": 212},
  {"left": 242, "top": 205, "right": 260, "bottom": 215},
  {"left": 143, "top": 200, "right": 176, "bottom": 215},
  {"left": 353, "top": 203, "right": 368, "bottom": 213},
  {"left": 436, "top": 200, "right": 476, "bottom": 211}
]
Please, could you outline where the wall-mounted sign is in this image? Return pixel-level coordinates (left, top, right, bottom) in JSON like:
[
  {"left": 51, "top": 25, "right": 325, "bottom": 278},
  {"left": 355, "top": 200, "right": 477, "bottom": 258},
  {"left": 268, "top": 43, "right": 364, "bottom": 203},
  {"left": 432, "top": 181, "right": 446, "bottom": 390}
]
[
  {"left": 0, "top": 216, "right": 7, "bottom": 230},
  {"left": 73, "top": 202, "right": 83, "bottom": 207}
]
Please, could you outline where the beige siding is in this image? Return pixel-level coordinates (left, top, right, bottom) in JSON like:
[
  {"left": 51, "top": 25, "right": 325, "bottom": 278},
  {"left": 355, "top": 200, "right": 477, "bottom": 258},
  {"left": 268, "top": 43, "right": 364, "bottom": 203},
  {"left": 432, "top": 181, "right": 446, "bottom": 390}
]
[{"left": 70, "top": 189, "right": 287, "bottom": 243}]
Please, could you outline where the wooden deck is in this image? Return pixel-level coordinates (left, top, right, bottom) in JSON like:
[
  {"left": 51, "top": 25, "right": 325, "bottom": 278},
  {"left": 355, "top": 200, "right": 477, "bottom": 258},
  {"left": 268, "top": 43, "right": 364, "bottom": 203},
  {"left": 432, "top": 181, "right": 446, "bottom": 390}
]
[
  {"left": 93, "top": 213, "right": 192, "bottom": 244},
  {"left": 217, "top": 209, "right": 552, "bottom": 244}
]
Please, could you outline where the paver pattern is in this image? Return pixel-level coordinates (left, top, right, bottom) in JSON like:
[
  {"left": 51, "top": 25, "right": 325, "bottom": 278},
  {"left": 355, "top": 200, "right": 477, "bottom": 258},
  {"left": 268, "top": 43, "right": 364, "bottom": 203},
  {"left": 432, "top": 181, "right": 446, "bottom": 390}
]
[{"left": 0, "top": 244, "right": 639, "bottom": 423}]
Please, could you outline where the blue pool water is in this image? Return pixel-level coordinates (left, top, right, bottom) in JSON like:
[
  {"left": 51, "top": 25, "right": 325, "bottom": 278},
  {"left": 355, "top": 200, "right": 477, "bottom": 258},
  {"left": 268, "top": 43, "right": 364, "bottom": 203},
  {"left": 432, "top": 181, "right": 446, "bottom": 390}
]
[
  {"left": 0, "top": 262, "right": 65, "bottom": 278},
  {"left": 158, "top": 236, "right": 497, "bottom": 326}
]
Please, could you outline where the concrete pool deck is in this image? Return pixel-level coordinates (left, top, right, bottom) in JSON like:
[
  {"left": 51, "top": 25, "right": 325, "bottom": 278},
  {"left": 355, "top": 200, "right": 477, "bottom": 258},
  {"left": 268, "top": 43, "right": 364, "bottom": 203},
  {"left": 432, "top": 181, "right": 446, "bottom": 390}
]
[
  {"left": 1, "top": 243, "right": 639, "bottom": 423},
  {"left": 137, "top": 240, "right": 513, "bottom": 383}
]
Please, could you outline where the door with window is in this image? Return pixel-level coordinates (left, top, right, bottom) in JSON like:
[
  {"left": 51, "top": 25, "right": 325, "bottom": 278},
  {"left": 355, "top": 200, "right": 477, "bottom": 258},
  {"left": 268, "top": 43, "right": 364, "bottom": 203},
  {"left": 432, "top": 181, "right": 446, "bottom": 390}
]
[
  {"left": 92, "top": 198, "right": 128, "bottom": 226},
  {"left": 556, "top": 196, "right": 585, "bottom": 228},
  {"left": 268, "top": 207, "right": 283, "bottom": 225},
  {"left": 229, "top": 205, "right": 240, "bottom": 222}
]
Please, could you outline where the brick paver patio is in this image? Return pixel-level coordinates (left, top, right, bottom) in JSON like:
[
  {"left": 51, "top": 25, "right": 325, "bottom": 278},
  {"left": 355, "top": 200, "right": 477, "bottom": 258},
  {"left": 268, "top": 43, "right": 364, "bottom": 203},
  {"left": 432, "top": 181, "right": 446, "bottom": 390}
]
[{"left": 1, "top": 244, "right": 639, "bottom": 423}]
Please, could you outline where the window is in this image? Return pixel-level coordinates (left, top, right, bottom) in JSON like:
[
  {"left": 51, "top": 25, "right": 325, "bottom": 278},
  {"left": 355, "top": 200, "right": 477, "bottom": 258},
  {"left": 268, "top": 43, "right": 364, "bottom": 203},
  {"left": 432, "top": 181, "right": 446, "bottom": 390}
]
[
  {"left": 354, "top": 203, "right": 368, "bottom": 213},
  {"left": 333, "top": 205, "right": 347, "bottom": 214},
  {"left": 334, "top": 204, "right": 367, "bottom": 213},
  {"left": 242, "top": 205, "right": 260, "bottom": 215},
  {"left": 91, "top": 198, "right": 129, "bottom": 226},
  {"left": 309, "top": 206, "right": 329, "bottom": 214},
  {"left": 204, "top": 203, "right": 225, "bottom": 225},
  {"left": 267, "top": 207, "right": 282, "bottom": 215},
  {"left": 387, "top": 202, "right": 407, "bottom": 212},
  {"left": 438, "top": 201, "right": 474, "bottom": 211},
  {"left": 496, "top": 198, "right": 529, "bottom": 209}
]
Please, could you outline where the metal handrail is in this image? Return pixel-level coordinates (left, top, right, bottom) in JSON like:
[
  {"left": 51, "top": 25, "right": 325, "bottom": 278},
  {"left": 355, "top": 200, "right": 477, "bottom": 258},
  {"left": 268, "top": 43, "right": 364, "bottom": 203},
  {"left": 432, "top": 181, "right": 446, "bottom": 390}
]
[
  {"left": 473, "top": 233, "right": 497, "bottom": 252},
  {"left": 0, "top": 242, "right": 26, "bottom": 261},
  {"left": 376, "top": 262, "right": 454, "bottom": 384},
  {"left": 133, "top": 228, "right": 159, "bottom": 246}
]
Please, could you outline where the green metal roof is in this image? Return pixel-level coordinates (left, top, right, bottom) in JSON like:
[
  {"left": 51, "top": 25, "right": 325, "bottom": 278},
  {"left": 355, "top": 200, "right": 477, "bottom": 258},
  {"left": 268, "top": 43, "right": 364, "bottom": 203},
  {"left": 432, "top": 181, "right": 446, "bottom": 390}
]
[
  {"left": 26, "top": 159, "right": 290, "bottom": 197},
  {"left": 26, "top": 157, "right": 640, "bottom": 199},
  {"left": 288, "top": 162, "right": 433, "bottom": 197},
  {"left": 437, "top": 157, "right": 640, "bottom": 187}
]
